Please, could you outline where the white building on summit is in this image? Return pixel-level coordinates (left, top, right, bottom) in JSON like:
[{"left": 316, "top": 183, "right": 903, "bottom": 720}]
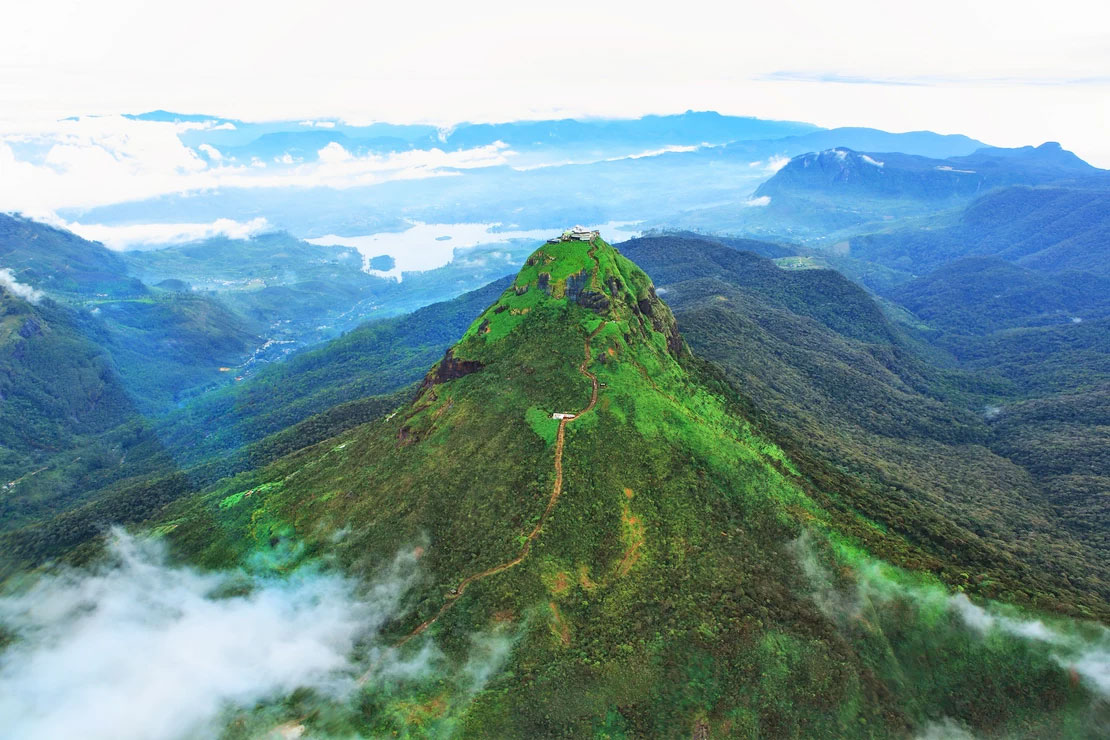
[
  {"left": 548, "top": 226, "right": 599, "bottom": 244},
  {"left": 551, "top": 412, "right": 577, "bottom": 420},
  {"left": 551, "top": 225, "right": 599, "bottom": 243}
]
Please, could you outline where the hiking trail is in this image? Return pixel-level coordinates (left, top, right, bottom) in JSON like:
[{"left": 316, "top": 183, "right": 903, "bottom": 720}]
[{"left": 391, "top": 321, "right": 604, "bottom": 650}]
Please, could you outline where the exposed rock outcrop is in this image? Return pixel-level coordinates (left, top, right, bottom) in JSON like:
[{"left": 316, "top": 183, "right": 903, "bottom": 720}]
[{"left": 419, "top": 348, "right": 484, "bottom": 391}]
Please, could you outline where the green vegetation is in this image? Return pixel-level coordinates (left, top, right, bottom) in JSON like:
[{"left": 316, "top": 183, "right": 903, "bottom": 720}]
[
  {"left": 2, "top": 218, "right": 1107, "bottom": 736},
  {"left": 153, "top": 276, "right": 513, "bottom": 467},
  {"left": 121, "top": 231, "right": 533, "bottom": 349},
  {"left": 623, "top": 235, "right": 1110, "bottom": 618},
  {"left": 59, "top": 235, "right": 1100, "bottom": 737},
  {"left": 850, "top": 186, "right": 1110, "bottom": 277},
  {"left": 0, "top": 288, "right": 179, "bottom": 535},
  {"left": 0, "top": 214, "right": 143, "bottom": 298},
  {"left": 0, "top": 214, "right": 515, "bottom": 569},
  {"left": 889, "top": 257, "right": 1110, "bottom": 335}
]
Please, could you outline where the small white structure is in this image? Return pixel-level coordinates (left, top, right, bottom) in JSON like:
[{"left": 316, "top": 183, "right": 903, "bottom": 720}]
[
  {"left": 567, "top": 225, "right": 598, "bottom": 241},
  {"left": 552, "top": 412, "right": 577, "bottom": 420}
]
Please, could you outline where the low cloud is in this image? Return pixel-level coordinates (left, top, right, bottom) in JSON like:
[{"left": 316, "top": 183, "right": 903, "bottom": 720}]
[
  {"left": 460, "top": 631, "right": 515, "bottom": 693},
  {"left": 309, "top": 140, "right": 513, "bottom": 185},
  {"left": 0, "top": 530, "right": 405, "bottom": 740},
  {"left": 0, "top": 268, "right": 44, "bottom": 303},
  {"left": 612, "top": 144, "right": 701, "bottom": 160},
  {"left": 791, "top": 532, "right": 1110, "bottom": 701},
  {"left": 744, "top": 195, "right": 771, "bottom": 207},
  {"left": 0, "top": 529, "right": 518, "bottom": 739},
  {"left": 950, "top": 593, "right": 1110, "bottom": 695},
  {"left": 64, "top": 217, "right": 271, "bottom": 250},
  {"left": 750, "top": 155, "right": 790, "bottom": 174},
  {"left": 914, "top": 718, "right": 978, "bottom": 739},
  {"left": 512, "top": 143, "right": 706, "bottom": 171},
  {"left": 317, "top": 141, "right": 352, "bottom": 164}
]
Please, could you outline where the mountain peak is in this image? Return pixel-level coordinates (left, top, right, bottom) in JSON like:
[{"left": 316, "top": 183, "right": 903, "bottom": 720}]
[
  {"left": 413, "top": 231, "right": 684, "bottom": 418},
  {"left": 470, "top": 232, "right": 681, "bottom": 352}
]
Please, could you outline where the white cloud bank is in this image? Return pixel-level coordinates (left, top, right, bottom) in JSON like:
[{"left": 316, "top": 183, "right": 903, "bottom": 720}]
[
  {"left": 0, "top": 531, "right": 416, "bottom": 740},
  {"left": 0, "top": 268, "right": 44, "bottom": 303},
  {"left": 64, "top": 217, "right": 271, "bottom": 251},
  {"left": 197, "top": 143, "right": 222, "bottom": 161},
  {"left": 0, "top": 116, "right": 515, "bottom": 214}
]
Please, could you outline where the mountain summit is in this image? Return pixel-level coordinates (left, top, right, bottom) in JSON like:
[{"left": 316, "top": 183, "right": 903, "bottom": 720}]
[{"left": 153, "top": 234, "right": 1103, "bottom": 737}]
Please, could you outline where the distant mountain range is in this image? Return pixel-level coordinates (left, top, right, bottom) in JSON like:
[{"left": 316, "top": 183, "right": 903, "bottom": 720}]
[
  {"left": 758, "top": 142, "right": 1100, "bottom": 202},
  {"left": 719, "top": 142, "right": 1106, "bottom": 243},
  {"left": 61, "top": 113, "right": 994, "bottom": 241}
]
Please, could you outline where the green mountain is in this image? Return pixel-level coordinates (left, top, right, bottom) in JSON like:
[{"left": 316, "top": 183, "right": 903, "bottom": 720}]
[
  {"left": 889, "top": 257, "right": 1110, "bottom": 334},
  {"left": 0, "top": 277, "right": 515, "bottom": 577},
  {"left": 0, "top": 287, "right": 175, "bottom": 535},
  {"left": 0, "top": 216, "right": 260, "bottom": 551},
  {"left": 850, "top": 185, "right": 1110, "bottom": 277},
  {"left": 0, "top": 214, "right": 143, "bottom": 298},
  {"left": 0, "top": 215, "right": 261, "bottom": 411},
  {"left": 620, "top": 235, "right": 1110, "bottom": 614},
  {"left": 136, "top": 235, "right": 1106, "bottom": 737}
]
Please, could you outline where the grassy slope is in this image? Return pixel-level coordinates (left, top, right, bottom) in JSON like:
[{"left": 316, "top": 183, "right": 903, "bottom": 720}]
[{"left": 145, "top": 238, "right": 1103, "bottom": 737}]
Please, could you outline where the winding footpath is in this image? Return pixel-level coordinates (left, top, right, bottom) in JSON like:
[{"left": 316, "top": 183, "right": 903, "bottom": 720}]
[{"left": 391, "top": 322, "right": 604, "bottom": 649}]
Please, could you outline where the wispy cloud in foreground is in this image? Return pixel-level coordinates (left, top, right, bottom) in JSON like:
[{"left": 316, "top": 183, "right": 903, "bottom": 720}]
[
  {"left": 511, "top": 143, "right": 705, "bottom": 172},
  {"left": 0, "top": 530, "right": 513, "bottom": 740},
  {"left": 0, "top": 531, "right": 392, "bottom": 739},
  {"left": 791, "top": 533, "right": 1110, "bottom": 700}
]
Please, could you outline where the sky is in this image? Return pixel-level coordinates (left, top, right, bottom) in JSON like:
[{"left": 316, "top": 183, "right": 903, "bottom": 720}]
[{"left": 0, "top": 0, "right": 1107, "bottom": 164}]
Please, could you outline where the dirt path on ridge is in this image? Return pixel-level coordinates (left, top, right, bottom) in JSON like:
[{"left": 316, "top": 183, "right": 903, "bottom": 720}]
[{"left": 389, "top": 322, "right": 605, "bottom": 650}]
